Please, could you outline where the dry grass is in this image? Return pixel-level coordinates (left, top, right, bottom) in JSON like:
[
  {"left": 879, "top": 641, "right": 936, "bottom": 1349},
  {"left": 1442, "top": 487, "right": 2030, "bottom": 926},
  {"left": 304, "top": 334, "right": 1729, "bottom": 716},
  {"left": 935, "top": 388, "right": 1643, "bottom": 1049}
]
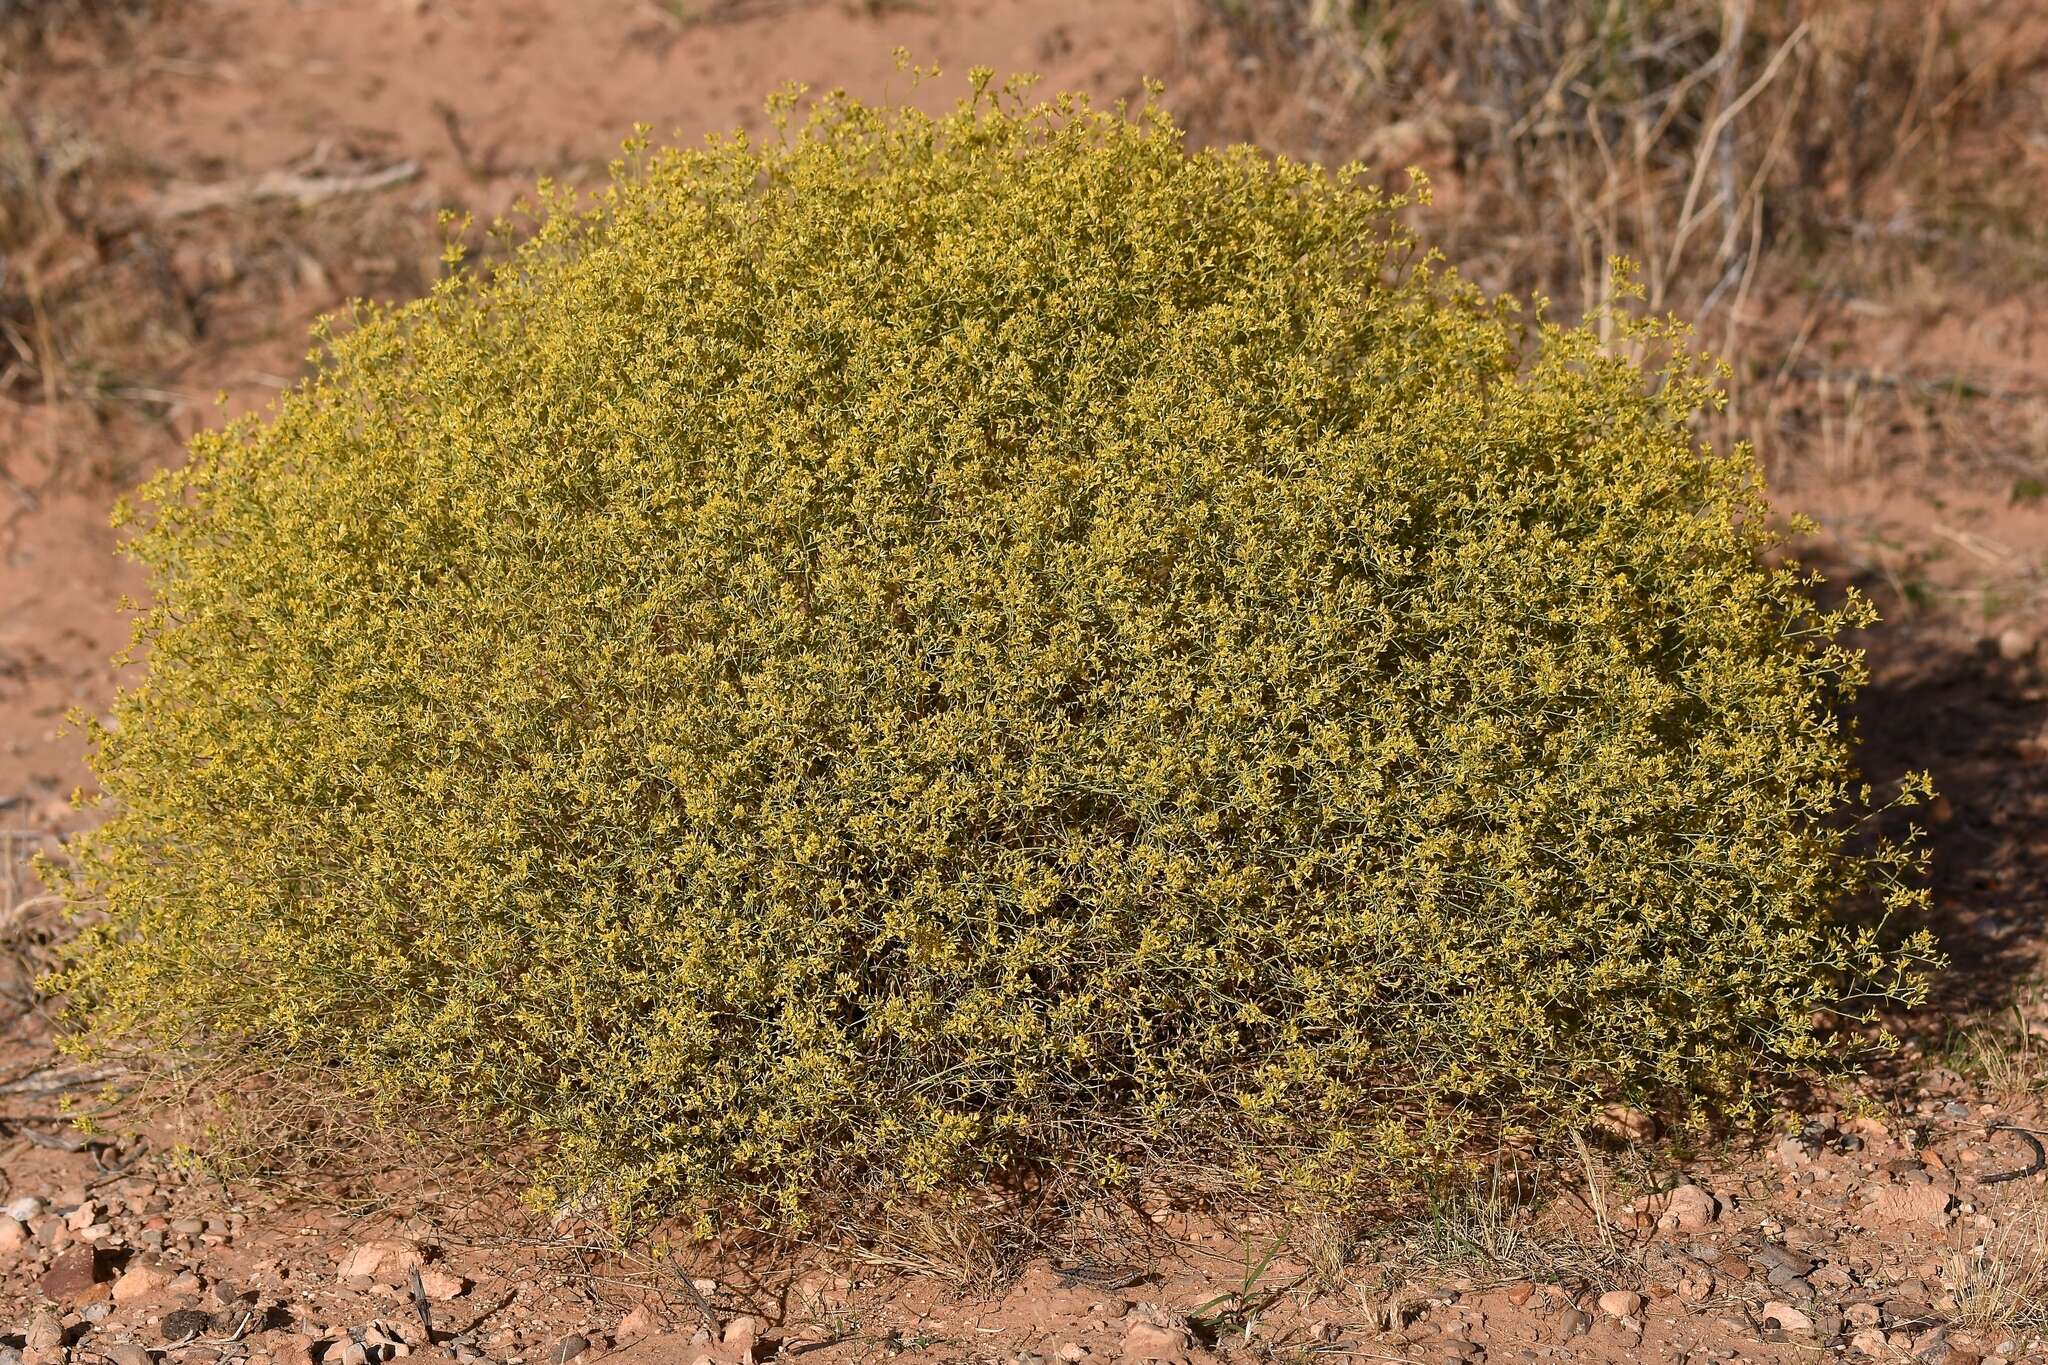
[
  {"left": 1944, "top": 989, "right": 2048, "bottom": 1105},
  {"left": 1208, "top": 0, "right": 2048, "bottom": 490},
  {"left": 1350, "top": 1158, "right": 1638, "bottom": 1303},
  {"left": 1941, "top": 1186, "right": 2048, "bottom": 1334},
  {"left": 0, "top": 111, "right": 196, "bottom": 414},
  {"left": 1215, "top": 0, "right": 2040, "bottom": 313},
  {"left": 0, "top": 0, "right": 158, "bottom": 62},
  {"left": 0, "top": 828, "right": 64, "bottom": 1026}
]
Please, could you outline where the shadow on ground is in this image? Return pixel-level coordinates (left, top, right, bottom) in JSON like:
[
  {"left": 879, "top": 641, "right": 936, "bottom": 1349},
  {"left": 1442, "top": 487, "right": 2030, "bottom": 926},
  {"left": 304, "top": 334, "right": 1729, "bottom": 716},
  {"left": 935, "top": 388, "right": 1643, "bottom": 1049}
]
[{"left": 1851, "top": 611, "right": 2048, "bottom": 1036}]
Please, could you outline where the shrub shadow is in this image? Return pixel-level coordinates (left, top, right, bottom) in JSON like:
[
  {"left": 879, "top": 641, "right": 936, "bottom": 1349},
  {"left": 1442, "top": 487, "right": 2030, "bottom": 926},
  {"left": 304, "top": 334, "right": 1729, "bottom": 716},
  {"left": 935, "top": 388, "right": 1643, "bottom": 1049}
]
[{"left": 1848, "top": 614, "right": 2048, "bottom": 1034}]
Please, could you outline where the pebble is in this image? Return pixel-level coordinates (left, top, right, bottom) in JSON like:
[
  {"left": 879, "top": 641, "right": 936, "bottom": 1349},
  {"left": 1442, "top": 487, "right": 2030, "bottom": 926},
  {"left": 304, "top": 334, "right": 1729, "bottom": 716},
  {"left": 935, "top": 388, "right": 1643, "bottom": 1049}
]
[
  {"left": 417, "top": 1267, "right": 468, "bottom": 1300},
  {"left": 1595, "top": 1105, "right": 1657, "bottom": 1143},
  {"left": 104, "top": 1345, "right": 154, "bottom": 1365},
  {"left": 0, "top": 1214, "right": 28, "bottom": 1257},
  {"left": 26, "top": 1310, "right": 65, "bottom": 1352},
  {"left": 1120, "top": 1321, "right": 1191, "bottom": 1361},
  {"left": 1763, "top": 1302, "right": 1815, "bottom": 1335},
  {"left": 1657, "top": 1184, "right": 1720, "bottom": 1232},
  {"left": 549, "top": 1335, "right": 589, "bottom": 1365},
  {"left": 1871, "top": 1184, "right": 1957, "bottom": 1228},
  {"left": 722, "top": 1316, "right": 761, "bottom": 1360},
  {"left": 5, "top": 1195, "right": 46, "bottom": 1221},
  {"left": 1595, "top": 1290, "right": 1642, "bottom": 1319},
  {"left": 113, "top": 1258, "right": 175, "bottom": 1305},
  {"left": 40, "top": 1242, "right": 113, "bottom": 1301},
  {"left": 614, "top": 1305, "right": 660, "bottom": 1342}
]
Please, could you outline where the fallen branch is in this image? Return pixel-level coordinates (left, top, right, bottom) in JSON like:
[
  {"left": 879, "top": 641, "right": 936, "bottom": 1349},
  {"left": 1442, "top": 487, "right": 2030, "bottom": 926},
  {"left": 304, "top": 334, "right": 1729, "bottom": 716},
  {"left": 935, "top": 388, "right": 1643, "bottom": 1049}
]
[
  {"left": 145, "top": 161, "right": 421, "bottom": 222},
  {"left": 0, "top": 1061, "right": 126, "bottom": 1096}
]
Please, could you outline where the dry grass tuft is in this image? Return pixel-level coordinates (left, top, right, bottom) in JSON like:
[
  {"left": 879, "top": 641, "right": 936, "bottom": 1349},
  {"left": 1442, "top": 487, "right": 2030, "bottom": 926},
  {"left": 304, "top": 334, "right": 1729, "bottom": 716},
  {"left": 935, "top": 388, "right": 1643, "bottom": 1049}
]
[
  {"left": 1208, "top": 0, "right": 2048, "bottom": 489},
  {"left": 1352, "top": 1159, "right": 1637, "bottom": 1300},
  {"left": 1942, "top": 1186, "right": 2048, "bottom": 1334}
]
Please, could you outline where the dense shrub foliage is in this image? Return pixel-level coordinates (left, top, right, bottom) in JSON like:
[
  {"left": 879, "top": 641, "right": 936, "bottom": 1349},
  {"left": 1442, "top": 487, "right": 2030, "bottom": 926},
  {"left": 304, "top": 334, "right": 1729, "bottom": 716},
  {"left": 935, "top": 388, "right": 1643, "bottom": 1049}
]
[{"left": 52, "top": 75, "right": 1934, "bottom": 1224}]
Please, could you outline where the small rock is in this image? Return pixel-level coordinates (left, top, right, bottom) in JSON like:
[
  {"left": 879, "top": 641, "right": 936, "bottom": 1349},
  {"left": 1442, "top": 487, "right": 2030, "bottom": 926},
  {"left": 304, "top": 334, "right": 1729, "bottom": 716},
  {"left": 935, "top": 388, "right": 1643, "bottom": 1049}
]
[
  {"left": 1056, "top": 1347, "right": 1087, "bottom": 1363},
  {"left": 722, "top": 1317, "right": 761, "bottom": 1360},
  {"left": 0, "top": 1214, "right": 27, "bottom": 1258},
  {"left": 614, "top": 1305, "right": 662, "bottom": 1343},
  {"left": 1913, "top": 1327, "right": 1953, "bottom": 1363},
  {"left": 1594, "top": 1105, "right": 1657, "bottom": 1144},
  {"left": 1555, "top": 1308, "right": 1592, "bottom": 1340},
  {"left": 1763, "top": 1303, "right": 1814, "bottom": 1335},
  {"left": 1656, "top": 1184, "right": 1720, "bottom": 1232},
  {"left": 417, "top": 1268, "right": 468, "bottom": 1301},
  {"left": 1996, "top": 628, "right": 2037, "bottom": 662},
  {"left": 5, "top": 1195, "right": 46, "bottom": 1221},
  {"left": 1851, "top": 1327, "right": 1891, "bottom": 1356},
  {"left": 1847, "top": 1302, "right": 1884, "bottom": 1327},
  {"left": 104, "top": 1345, "right": 153, "bottom": 1365},
  {"left": 1773, "top": 1134, "right": 1810, "bottom": 1167},
  {"left": 26, "top": 1309, "right": 65, "bottom": 1352},
  {"left": 1122, "top": 1320, "right": 1191, "bottom": 1361},
  {"left": 272, "top": 1335, "right": 317, "bottom": 1365},
  {"left": 550, "top": 1335, "right": 590, "bottom": 1365},
  {"left": 40, "top": 1242, "right": 113, "bottom": 1301},
  {"left": 113, "top": 1258, "right": 175, "bottom": 1306},
  {"left": 357, "top": 1238, "right": 427, "bottom": 1285},
  {"left": 1871, "top": 1184, "right": 1957, "bottom": 1228},
  {"left": 1596, "top": 1290, "right": 1643, "bottom": 1319}
]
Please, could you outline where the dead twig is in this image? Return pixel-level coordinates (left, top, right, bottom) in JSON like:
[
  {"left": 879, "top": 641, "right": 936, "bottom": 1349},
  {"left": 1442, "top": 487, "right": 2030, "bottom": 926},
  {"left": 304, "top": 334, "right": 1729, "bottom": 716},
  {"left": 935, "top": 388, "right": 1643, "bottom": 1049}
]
[
  {"left": 143, "top": 161, "right": 421, "bottom": 222},
  {"left": 0, "top": 1062, "right": 125, "bottom": 1096}
]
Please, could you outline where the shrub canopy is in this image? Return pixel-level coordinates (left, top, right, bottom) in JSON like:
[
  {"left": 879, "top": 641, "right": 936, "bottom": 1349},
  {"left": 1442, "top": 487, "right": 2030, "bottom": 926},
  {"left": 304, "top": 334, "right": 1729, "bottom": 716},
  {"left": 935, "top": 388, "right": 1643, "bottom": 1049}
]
[{"left": 53, "top": 74, "right": 1933, "bottom": 1224}]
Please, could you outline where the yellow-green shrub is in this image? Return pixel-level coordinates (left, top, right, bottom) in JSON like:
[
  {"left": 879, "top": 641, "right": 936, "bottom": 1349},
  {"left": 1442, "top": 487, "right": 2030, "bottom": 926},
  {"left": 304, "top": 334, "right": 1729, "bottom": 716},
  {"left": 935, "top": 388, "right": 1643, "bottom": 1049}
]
[{"left": 50, "top": 74, "right": 1935, "bottom": 1225}]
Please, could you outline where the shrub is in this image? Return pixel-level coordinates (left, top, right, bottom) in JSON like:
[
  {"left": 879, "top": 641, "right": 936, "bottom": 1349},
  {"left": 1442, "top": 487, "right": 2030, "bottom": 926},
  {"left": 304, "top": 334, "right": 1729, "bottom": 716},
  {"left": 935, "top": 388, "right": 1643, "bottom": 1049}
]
[{"left": 50, "top": 73, "right": 1935, "bottom": 1226}]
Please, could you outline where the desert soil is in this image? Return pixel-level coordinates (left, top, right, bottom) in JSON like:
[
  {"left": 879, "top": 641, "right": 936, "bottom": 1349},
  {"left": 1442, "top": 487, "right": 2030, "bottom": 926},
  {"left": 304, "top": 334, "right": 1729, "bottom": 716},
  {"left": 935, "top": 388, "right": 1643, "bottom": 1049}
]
[{"left": 5, "top": 3, "right": 2048, "bottom": 1364}]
